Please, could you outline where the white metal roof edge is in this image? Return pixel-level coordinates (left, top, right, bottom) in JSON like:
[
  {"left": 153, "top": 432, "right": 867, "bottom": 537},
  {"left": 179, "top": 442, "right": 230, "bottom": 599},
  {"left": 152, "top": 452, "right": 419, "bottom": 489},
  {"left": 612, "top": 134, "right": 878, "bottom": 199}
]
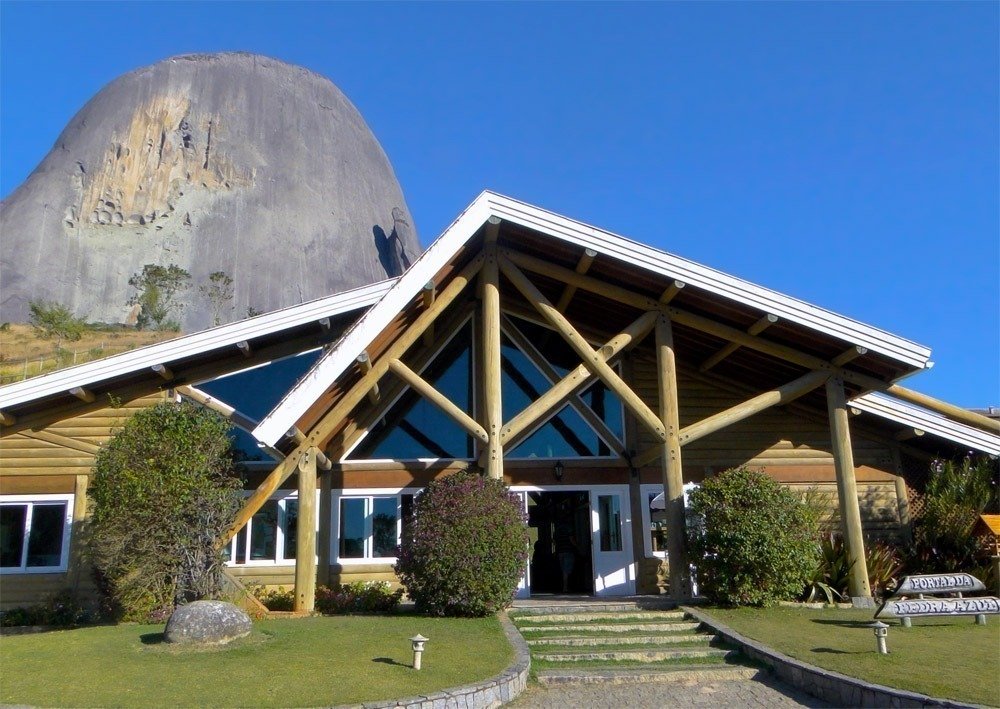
[
  {"left": 253, "top": 194, "right": 494, "bottom": 445},
  {"left": 851, "top": 392, "right": 1000, "bottom": 455},
  {"left": 482, "top": 192, "right": 931, "bottom": 369},
  {"left": 0, "top": 279, "right": 396, "bottom": 410},
  {"left": 256, "top": 190, "right": 937, "bottom": 446}
]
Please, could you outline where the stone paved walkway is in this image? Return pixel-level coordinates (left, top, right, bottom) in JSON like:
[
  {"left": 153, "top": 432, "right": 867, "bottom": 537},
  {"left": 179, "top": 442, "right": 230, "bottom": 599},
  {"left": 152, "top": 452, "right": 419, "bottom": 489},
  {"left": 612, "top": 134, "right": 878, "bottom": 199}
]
[{"left": 508, "top": 672, "right": 833, "bottom": 708}]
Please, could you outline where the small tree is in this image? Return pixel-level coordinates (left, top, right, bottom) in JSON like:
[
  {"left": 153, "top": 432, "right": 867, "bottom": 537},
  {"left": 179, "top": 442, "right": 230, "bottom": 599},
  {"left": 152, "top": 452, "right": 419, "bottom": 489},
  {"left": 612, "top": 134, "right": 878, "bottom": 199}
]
[
  {"left": 89, "top": 402, "right": 241, "bottom": 621},
  {"left": 28, "top": 300, "right": 86, "bottom": 341},
  {"left": 128, "top": 263, "right": 190, "bottom": 330},
  {"left": 688, "top": 466, "right": 818, "bottom": 607},
  {"left": 395, "top": 470, "right": 529, "bottom": 617},
  {"left": 199, "top": 271, "right": 234, "bottom": 326},
  {"left": 911, "top": 455, "right": 999, "bottom": 573}
]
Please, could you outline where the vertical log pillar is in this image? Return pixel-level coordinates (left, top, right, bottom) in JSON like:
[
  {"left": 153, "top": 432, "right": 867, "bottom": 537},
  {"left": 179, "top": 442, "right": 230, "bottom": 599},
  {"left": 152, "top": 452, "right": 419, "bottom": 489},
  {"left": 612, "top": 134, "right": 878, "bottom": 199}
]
[
  {"left": 70, "top": 474, "right": 89, "bottom": 593},
  {"left": 622, "top": 354, "right": 652, "bottom": 592},
  {"left": 481, "top": 233, "right": 504, "bottom": 479},
  {"left": 294, "top": 448, "right": 318, "bottom": 612},
  {"left": 317, "top": 466, "right": 333, "bottom": 586},
  {"left": 656, "top": 315, "right": 689, "bottom": 599},
  {"left": 826, "top": 377, "right": 872, "bottom": 601}
]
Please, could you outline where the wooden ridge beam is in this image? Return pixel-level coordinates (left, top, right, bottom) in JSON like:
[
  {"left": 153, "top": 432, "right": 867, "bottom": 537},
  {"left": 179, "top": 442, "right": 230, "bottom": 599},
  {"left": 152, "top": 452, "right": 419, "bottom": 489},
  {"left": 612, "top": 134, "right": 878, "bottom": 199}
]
[
  {"left": 885, "top": 385, "right": 1000, "bottom": 435},
  {"left": 21, "top": 429, "right": 101, "bottom": 455},
  {"left": 356, "top": 352, "right": 380, "bottom": 405},
  {"left": 555, "top": 248, "right": 597, "bottom": 313},
  {"left": 501, "top": 310, "right": 659, "bottom": 446},
  {"left": 499, "top": 255, "right": 666, "bottom": 443},
  {"left": 176, "top": 385, "right": 260, "bottom": 433},
  {"left": 501, "top": 315, "right": 627, "bottom": 457},
  {"left": 699, "top": 314, "right": 778, "bottom": 372},
  {"left": 388, "top": 358, "right": 488, "bottom": 444}
]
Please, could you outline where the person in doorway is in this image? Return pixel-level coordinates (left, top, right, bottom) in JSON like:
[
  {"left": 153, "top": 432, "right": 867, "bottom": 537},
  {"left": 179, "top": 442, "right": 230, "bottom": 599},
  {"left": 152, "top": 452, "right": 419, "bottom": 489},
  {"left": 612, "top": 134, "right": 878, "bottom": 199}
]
[{"left": 553, "top": 501, "right": 578, "bottom": 593}]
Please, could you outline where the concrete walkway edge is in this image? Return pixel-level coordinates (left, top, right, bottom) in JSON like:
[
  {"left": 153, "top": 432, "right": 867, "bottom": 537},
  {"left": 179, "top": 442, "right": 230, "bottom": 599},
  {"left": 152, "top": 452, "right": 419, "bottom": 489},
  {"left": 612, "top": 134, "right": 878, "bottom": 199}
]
[
  {"left": 356, "top": 613, "right": 530, "bottom": 709},
  {"left": 682, "top": 606, "right": 986, "bottom": 709}
]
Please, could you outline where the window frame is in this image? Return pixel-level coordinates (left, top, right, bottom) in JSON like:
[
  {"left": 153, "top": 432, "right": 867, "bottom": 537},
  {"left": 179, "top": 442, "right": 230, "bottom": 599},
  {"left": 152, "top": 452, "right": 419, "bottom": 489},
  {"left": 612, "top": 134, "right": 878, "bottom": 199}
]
[
  {"left": 223, "top": 491, "right": 317, "bottom": 567},
  {"left": 638, "top": 483, "right": 700, "bottom": 559},
  {"left": 0, "top": 494, "right": 74, "bottom": 574},
  {"left": 331, "top": 487, "right": 421, "bottom": 565}
]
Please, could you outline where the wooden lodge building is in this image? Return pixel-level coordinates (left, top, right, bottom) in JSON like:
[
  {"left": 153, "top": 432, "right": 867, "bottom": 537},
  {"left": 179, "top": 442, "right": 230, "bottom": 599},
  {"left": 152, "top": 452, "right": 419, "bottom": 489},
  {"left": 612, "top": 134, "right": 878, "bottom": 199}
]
[{"left": 2, "top": 192, "right": 998, "bottom": 610}]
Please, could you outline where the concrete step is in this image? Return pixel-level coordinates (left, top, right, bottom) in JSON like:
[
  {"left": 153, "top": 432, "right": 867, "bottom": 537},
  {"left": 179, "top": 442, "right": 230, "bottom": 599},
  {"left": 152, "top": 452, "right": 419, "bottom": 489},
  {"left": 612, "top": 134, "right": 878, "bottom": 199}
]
[
  {"left": 516, "top": 609, "right": 685, "bottom": 624},
  {"left": 511, "top": 599, "right": 678, "bottom": 615},
  {"left": 518, "top": 621, "right": 701, "bottom": 634},
  {"left": 534, "top": 647, "right": 733, "bottom": 663},
  {"left": 525, "top": 633, "right": 708, "bottom": 647},
  {"left": 535, "top": 664, "right": 760, "bottom": 686}
]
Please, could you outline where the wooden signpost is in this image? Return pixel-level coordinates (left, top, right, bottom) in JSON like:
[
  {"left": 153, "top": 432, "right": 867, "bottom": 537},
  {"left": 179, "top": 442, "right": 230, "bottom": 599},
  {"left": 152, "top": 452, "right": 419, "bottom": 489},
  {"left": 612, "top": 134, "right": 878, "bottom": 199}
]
[{"left": 876, "top": 573, "right": 999, "bottom": 626}]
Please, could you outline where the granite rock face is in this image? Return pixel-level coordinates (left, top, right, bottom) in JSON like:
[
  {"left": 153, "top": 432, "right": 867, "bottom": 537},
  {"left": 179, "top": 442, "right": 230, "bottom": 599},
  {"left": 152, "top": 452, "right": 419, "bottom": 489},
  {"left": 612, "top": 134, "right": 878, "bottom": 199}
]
[
  {"left": 164, "top": 600, "right": 252, "bottom": 645},
  {"left": 0, "top": 52, "right": 419, "bottom": 331}
]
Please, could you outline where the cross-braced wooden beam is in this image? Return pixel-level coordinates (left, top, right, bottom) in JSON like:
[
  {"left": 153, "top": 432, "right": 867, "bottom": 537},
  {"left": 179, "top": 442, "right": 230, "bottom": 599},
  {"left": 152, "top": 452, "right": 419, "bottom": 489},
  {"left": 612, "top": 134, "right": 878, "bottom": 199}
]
[
  {"left": 499, "top": 255, "right": 667, "bottom": 443},
  {"left": 388, "top": 358, "right": 488, "bottom": 444},
  {"left": 500, "top": 310, "right": 659, "bottom": 446},
  {"left": 555, "top": 248, "right": 597, "bottom": 313},
  {"left": 501, "top": 315, "right": 627, "bottom": 457}
]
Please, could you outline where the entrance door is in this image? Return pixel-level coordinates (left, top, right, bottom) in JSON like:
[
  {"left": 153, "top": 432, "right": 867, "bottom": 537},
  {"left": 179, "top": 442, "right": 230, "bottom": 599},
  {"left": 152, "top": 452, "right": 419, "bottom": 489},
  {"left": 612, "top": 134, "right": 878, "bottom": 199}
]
[
  {"left": 590, "top": 488, "right": 635, "bottom": 596},
  {"left": 526, "top": 491, "right": 593, "bottom": 595}
]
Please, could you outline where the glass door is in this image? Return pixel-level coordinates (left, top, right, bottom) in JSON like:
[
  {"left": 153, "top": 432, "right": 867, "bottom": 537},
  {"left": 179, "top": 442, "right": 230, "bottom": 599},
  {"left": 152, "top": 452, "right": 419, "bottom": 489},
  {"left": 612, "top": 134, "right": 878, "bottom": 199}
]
[{"left": 589, "top": 487, "right": 635, "bottom": 596}]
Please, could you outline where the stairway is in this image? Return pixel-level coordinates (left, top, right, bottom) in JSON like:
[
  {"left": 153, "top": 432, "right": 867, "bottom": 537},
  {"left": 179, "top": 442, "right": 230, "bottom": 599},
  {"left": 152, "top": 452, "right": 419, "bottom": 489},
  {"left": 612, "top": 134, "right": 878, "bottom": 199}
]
[{"left": 510, "top": 602, "right": 758, "bottom": 686}]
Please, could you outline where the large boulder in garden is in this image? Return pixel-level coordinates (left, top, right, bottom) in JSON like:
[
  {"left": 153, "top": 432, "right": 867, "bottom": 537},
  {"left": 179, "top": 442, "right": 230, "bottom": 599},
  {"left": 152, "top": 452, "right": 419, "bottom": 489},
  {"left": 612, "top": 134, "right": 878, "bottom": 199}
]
[{"left": 164, "top": 600, "right": 251, "bottom": 646}]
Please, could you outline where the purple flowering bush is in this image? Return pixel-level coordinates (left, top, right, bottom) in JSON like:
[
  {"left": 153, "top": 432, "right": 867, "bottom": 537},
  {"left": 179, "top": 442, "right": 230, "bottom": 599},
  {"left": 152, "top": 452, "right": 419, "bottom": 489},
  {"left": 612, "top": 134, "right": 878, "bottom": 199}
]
[{"left": 395, "top": 470, "right": 529, "bottom": 617}]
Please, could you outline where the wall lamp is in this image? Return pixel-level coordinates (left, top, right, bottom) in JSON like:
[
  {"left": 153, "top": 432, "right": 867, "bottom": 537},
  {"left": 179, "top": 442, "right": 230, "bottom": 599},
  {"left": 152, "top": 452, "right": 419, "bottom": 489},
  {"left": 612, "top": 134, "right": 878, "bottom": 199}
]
[{"left": 553, "top": 460, "right": 564, "bottom": 481}]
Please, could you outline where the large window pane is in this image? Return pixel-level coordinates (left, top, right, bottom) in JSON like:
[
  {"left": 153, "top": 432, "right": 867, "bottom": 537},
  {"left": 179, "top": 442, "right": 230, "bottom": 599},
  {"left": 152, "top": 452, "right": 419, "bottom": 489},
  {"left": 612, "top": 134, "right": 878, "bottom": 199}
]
[
  {"left": 0, "top": 505, "right": 27, "bottom": 568},
  {"left": 598, "top": 495, "right": 622, "bottom": 552},
  {"left": 372, "top": 498, "right": 398, "bottom": 558},
  {"left": 249, "top": 500, "right": 278, "bottom": 561},
  {"left": 283, "top": 500, "right": 298, "bottom": 561},
  {"left": 339, "top": 498, "right": 366, "bottom": 558},
  {"left": 26, "top": 504, "right": 65, "bottom": 567},
  {"left": 648, "top": 492, "right": 667, "bottom": 554}
]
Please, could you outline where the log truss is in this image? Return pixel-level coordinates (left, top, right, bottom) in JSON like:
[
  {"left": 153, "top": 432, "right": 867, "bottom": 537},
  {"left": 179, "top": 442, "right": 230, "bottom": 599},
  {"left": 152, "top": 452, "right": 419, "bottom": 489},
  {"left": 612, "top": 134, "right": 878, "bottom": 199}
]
[{"left": 218, "top": 231, "right": 920, "bottom": 602}]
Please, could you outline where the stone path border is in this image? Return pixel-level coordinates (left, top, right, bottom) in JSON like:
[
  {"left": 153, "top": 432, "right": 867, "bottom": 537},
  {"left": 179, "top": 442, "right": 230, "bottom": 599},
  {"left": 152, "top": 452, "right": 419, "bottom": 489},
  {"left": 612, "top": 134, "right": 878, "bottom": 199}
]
[
  {"left": 682, "top": 606, "right": 986, "bottom": 709},
  {"left": 354, "top": 613, "right": 530, "bottom": 709}
]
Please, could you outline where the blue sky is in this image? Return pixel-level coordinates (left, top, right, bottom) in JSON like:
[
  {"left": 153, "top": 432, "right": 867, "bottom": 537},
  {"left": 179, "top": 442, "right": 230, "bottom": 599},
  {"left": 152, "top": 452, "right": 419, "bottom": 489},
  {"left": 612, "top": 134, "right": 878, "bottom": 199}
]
[{"left": 1, "top": 2, "right": 997, "bottom": 407}]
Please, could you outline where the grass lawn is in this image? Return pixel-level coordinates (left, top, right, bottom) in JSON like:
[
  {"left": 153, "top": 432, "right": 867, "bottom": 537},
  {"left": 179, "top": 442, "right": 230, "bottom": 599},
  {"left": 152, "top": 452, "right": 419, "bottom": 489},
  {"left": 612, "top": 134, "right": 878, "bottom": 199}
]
[
  {"left": 0, "top": 614, "right": 513, "bottom": 708},
  {"left": 701, "top": 606, "right": 1000, "bottom": 707}
]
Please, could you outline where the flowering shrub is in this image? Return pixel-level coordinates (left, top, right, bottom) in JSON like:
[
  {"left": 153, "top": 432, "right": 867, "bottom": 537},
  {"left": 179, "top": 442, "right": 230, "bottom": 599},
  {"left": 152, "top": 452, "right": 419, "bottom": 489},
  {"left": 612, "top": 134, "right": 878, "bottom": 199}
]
[
  {"left": 0, "top": 589, "right": 97, "bottom": 628},
  {"left": 395, "top": 470, "right": 529, "bottom": 617},
  {"left": 688, "top": 466, "right": 817, "bottom": 607},
  {"left": 247, "top": 583, "right": 295, "bottom": 612},
  {"left": 315, "top": 581, "right": 403, "bottom": 614}
]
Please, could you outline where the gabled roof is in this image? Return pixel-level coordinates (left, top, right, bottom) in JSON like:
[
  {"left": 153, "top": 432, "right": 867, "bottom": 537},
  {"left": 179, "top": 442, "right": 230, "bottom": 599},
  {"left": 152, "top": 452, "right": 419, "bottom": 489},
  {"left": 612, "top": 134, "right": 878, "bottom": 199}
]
[
  {"left": 850, "top": 391, "right": 1000, "bottom": 456},
  {"left": 0, "top": 279, "right": 395, "bottom": 431},
  {"left": 255, "top": 191, "right": 934, "bottom": 447}
]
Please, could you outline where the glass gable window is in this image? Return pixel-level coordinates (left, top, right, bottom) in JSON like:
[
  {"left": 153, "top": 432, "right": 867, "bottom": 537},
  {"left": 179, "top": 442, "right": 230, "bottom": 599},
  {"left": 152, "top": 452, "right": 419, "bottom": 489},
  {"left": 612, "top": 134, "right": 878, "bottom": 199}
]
[
  {"left": 348, "top": 323, "right": 474, "bottom": 460},
  {"left": 501, "top": 318, "right": 624, "bottom": 459},
  {"left": 0, "top": 497, "right": 72, "bottom": 573},
  {"left": 336, "top": 494, "right": 414, "bottom": 561},
  {"left": 224, "top": 496, "right": 300, "bottom": 565},
  {"left": 198, "top": 350, "right": 322, "bottom": 460}
]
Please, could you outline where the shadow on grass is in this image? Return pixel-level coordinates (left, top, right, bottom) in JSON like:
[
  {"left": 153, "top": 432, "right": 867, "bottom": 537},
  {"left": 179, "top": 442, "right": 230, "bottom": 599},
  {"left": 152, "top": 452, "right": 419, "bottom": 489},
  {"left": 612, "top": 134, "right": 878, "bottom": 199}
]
[
  {"left": 812, "top": 647, "right": 860, "bottom": 654},
  {"left": 373, "top": 657, "right": 410, "bottom": 668},
  {"left": 140, "top": 632, "right": 165, "bottom": 645},
  {"left": 809, "top": 619, "right": 876, "bottom": 628}
]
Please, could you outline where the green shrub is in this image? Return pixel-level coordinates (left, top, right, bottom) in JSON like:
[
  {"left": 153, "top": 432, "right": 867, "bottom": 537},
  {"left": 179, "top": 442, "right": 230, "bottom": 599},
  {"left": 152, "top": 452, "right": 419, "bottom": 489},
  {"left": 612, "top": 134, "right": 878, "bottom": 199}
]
[
  {"left": 248, "top": 584, "right": 295, "bottom": 612},
  {"left": 688, "top": 467, "right": 818, "bottom": 607},
  {"left": 395, "top": 470, "right": 529, "bottom": 617},
  {"left": 127, "top": 263, "right": 190, "bottom": 330},
  {"left": 89, "top": 402, "right": 242, "bottom": 622},
  {"left": 315, "top": 581, "right": 404, "bottom": 614},
  {"left": 0, "top": 589, "right": 96, "bottom": 628},
  {"left": 804, "top": 533, "right": 903, "bottom": 603},
  {"left": 909, "top": 455, "right": 999, "bottom": 573},
  {"left": 28, "top": 300, "right": 86, "bottom": 341}
]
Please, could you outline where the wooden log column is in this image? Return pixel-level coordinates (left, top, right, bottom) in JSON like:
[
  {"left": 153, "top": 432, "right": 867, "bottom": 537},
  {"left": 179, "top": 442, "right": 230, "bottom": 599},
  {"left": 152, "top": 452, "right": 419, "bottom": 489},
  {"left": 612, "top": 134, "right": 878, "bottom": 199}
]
[
  {"left": 656, "top": 315, "right": 689, "bottom": 599},
  {"left": 481, "top": 236, "right": 504, "bottom": 479},
  {"left": 294, "top": 448, "right": 318, "bottom": 612},
  {"left": 826, "top": 377, "right": 872, "bottom": 601},
  {"left": 317, "top": 465, "right": 332, "bottom": 586}
]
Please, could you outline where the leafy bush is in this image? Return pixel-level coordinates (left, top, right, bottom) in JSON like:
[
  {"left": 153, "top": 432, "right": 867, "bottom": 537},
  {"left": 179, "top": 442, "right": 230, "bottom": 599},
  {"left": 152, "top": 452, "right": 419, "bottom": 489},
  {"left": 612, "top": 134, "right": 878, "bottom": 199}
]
[
  {"left": 127, "top": 263, "right": 191, "bottom": 330},
  {"left": 247, "top": 583, "right": 295, "bottom": 612},
  {"left": 89, "top": 402, "right": 242, "bottom": 622},
  {"left": 804, "top": 533, "right": 904, "bottom": 603},
  {"left": 315, "top": 581, "right": 404, "bottom": 614},
  {"left": 909, "top": 455, "right": 998, "bottom": 574},
  {"left": 395, "top": 470, "right": 529, "bottom": 617},
  {"left": 688, "top": 467, "right": 818, "bottom": 607},
  {"left": 0, "top": 589, "right": 97, "bottom": 628},
  {"left": 28, "top": 300, "right": 87, "bottom": 341}
]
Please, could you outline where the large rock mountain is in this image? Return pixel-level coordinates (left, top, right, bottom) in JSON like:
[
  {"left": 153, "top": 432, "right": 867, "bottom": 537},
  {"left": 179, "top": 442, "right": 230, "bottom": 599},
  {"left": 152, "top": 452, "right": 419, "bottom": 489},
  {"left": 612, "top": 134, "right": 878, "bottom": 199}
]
[{"left": 0, "top": 53, "right": 419, "bottom": 331}]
